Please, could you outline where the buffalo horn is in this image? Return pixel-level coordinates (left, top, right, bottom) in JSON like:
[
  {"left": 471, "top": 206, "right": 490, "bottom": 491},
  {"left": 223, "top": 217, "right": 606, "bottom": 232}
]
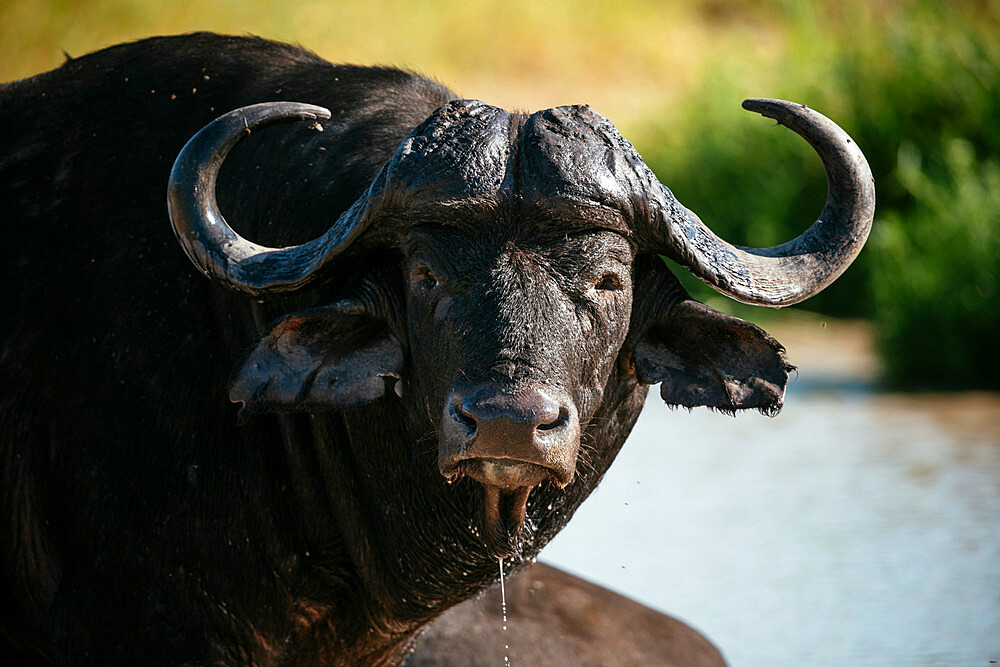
[
  {"left": 644, "top": 99, "right": 875, "bottom": 307},
  {"left": 167, "top": 102, "right": 373, "bottom": 297}
]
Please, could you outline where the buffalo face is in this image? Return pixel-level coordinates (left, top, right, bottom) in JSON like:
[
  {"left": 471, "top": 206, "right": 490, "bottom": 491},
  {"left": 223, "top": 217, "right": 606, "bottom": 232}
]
[{"left": 404, "top": 224, "right": 633, "bottom": 549}]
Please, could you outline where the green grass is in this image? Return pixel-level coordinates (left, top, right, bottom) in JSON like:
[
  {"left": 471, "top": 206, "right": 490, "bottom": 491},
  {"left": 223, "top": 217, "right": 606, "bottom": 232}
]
[{"left": 872, "top": 139, "right": 1000, "bottom": 388}]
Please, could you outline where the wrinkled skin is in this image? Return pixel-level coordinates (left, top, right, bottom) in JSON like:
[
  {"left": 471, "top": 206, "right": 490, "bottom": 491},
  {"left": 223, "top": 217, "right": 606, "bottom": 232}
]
[{"left": 2, "top": 34, "right": 792, "bottom": 665}]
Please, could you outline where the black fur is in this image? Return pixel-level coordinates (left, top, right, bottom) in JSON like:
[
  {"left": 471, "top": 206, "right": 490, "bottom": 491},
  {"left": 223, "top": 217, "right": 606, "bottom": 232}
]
[{"left": 1, "top": 33, "right": 788, "bottom": 665}]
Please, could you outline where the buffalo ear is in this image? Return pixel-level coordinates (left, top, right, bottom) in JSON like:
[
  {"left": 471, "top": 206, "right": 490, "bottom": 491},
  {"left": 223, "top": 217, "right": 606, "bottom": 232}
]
[
  {"left": 633, "top": 299, "right": 792, "bottom": 414},
  {"left": 229, "top": 300, "right": 403, "bottom": 418}
]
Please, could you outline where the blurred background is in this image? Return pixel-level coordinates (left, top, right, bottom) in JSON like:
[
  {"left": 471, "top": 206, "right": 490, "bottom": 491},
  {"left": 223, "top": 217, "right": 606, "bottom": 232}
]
[{"left": 3, "top": 0, "right": 997, "bottom": 664}]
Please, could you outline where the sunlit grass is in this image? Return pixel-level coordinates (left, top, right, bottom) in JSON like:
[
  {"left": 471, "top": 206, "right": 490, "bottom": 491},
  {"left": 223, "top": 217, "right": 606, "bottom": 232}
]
[{"left": 0, "top": 0, "right": 760, "bottom": 122}]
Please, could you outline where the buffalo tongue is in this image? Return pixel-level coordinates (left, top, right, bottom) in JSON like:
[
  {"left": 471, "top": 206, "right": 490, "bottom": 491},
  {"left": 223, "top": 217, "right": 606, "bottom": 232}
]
[{"left": 482, "top": 484, "right": 532, "bottom": 557}]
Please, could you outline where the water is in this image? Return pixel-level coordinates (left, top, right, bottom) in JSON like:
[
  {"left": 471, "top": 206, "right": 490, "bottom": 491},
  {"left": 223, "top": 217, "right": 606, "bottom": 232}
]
[
  {"left": 498, "top": 558, "right": 509, "bottom": 665},
  {"left": 540, "top": 320, "right": 1000, "bottom": 665}
]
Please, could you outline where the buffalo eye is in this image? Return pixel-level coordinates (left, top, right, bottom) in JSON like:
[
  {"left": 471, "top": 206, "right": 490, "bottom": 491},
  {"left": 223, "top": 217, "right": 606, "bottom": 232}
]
[
  {"left": 411, "top": 265, "right": 440, "bottom": 291},
  {"left": 593, "top": 272, "right": 624, "bottom": 292}
]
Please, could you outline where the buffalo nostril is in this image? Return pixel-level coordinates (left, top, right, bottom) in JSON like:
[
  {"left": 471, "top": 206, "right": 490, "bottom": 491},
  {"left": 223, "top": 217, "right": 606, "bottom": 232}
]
[
  {"left": 461, "top": 389, "right": 561, "bottom": 430},
  {"left": 450, "top": 401, "right": 478, "bottom": 437},
  {"left": 536, "top": 407, "right": 569, "bottom": 432}
]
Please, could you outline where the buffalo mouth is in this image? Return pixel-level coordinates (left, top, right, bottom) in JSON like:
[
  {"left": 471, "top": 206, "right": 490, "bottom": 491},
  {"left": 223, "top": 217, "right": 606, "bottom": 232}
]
[
  {"left": 448, "top": 458, "right": 550, "bottom": 558},
  {"left": 482, "top": 484, "right": 533, "bottom": 557}
]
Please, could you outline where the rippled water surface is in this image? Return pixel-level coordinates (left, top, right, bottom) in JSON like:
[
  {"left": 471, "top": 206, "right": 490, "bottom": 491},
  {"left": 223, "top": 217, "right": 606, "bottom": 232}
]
[{"left": 541, "top": 320, "right": 1000, "bottom": 666}]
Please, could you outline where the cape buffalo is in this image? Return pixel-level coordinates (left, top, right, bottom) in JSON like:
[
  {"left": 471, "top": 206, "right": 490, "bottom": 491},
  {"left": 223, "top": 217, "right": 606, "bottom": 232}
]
[{"left": 0, "top": 33, "right": 873, "bottom": 665}]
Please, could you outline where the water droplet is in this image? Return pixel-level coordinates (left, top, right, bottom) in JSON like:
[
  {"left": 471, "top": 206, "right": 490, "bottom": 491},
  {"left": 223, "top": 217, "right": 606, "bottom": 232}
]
[{"left": 499, "top": 558, "right": 510, "bottom": 665}]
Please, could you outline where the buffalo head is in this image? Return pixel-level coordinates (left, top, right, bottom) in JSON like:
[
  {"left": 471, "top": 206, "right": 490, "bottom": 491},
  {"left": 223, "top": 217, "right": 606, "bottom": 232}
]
[{"left": 167, "top": 98, "right": 873, "bottom": 557}]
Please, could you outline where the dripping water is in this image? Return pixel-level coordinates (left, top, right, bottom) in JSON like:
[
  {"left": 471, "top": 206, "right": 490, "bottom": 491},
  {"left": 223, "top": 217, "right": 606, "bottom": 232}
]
[{"left": 499, "top": 557, "right": 509, "bottom": 665}]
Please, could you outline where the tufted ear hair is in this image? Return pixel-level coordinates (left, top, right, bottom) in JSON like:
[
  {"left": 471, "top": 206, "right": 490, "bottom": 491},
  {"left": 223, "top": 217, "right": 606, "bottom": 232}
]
[
  {"left": 631, "top": 258, "right": 793, "bottom": 415},
  {"left": 229, "top": 296, "right": 403, "bottom": 420}
]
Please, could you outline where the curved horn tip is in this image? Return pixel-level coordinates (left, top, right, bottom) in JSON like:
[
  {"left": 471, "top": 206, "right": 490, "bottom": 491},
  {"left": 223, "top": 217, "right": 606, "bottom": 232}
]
[
  {"left": 231, "top": 101, "right": 332, "bottom": 126},
  {"left": 741, "top": 98, "right": 809, "bottom": 121},
  {"left": 742, "top": 97, "right": 816, "bottom": 125}
]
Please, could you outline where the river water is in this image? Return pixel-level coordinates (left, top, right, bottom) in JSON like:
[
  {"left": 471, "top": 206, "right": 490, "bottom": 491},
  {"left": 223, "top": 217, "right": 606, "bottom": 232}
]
[{"left": 541, "top": 319, "right": 1000, "bottom": 665}]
